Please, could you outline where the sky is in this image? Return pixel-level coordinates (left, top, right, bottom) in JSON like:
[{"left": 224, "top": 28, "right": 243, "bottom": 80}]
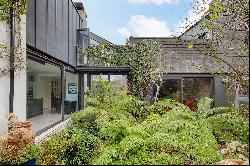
[{"left": 74, "top": 0, "right": 211, "bottom": 44}]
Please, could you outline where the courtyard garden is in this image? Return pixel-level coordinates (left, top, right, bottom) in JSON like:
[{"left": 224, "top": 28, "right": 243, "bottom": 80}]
[{"left": 0, "top": 79, "right": 248, "bottom": 165}]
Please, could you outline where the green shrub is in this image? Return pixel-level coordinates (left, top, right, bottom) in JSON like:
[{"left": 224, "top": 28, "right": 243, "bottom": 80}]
[
  {"left": 100, "top": 119, "right": 131, "bottom": 144},
  {"left": 146, "top": 99, "right": 190, "bottom": 116},
  {"left": 16, "top": 144, "right": 40, "bottom": 164},
  {"left": 86, "top": 79, "right": 117, "bottom": 109},
  {"left": 93, "top": 109, "right": 223, "bottom": 165},
  {"left": 197, "top": 97, "right": 214, "bottom": 117},
  {"left": 206, "top": 113, "right": 249, "bottom": 144},
  {"left": 39, "top": 81, "right": 249, "bottom": 165},
  {"left": 70, "top": 107, "right": 100, "bottom": 135},
  {"left": 40, "top": 128, "right": 98, "bottom": 165}
]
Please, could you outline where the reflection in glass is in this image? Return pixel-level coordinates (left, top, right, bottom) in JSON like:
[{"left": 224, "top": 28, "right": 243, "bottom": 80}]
[
  {"left": 158, "top": 79, "right": 181, "bottom": 102},
  {"left": 183, "top": 78, "right": 213, "bottom": 110}
]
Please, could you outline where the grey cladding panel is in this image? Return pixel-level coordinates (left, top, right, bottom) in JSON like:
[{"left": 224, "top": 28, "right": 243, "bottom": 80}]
[
  {"left": 214, "top": 76, "right": 229, "bottom": 107},
  {"left": 47, "top": 0, "right": 56, "bottom": 56},
  {"left": 36, "top": 0, "right": 47, "bottom": 52},
  {"left": 26, "top": 0, "right": 35, "bottom": 46},
  {"left": 55, "top": 0, "right": 65, "bottom": 61},
  {"left": 70, "top": 9, "right": 77, "bottom": 66},
  {"left": 68, "top": 3, "right": 73, "bottom": 64},
  {"left": 62, "top": 0, "right": 69, "bottom": 64},
  {"left": 76, "top": 14, "right": 79, "bottom": 29}
]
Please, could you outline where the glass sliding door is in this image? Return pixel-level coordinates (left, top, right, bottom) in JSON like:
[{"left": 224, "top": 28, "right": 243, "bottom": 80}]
[
  {"left": 27, "top": 58, "right": 62, "bottom": 133},
  {"left": 155, "top": 76, "right": 214, "bottom": 110},
  {"left": 183, "top": 78, "right": 213, "bottom": 110},
  {"left": 158, "top": 79, "right": 181, "bottom": 102}
]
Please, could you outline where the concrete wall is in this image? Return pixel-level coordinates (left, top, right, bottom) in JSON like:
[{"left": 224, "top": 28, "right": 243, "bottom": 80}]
[
  {"left": 0, "top": 15, "right": 27, "bottom": 133},
  {"left": 179, "top": 19, "right": 211, "bottom": 40}
]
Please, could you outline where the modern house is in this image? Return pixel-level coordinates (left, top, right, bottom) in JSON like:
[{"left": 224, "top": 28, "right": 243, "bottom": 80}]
[
  {"left": 0, "top": 0, "right": 128, "bottom": 135},
  {"left": 0, "top": 0, "right": 248, "bottom": 135}
]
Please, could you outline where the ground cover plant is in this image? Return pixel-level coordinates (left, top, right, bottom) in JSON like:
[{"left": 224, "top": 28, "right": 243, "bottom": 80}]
[{"left": 21, "top": 80, "right": 249, "bottom": 165}]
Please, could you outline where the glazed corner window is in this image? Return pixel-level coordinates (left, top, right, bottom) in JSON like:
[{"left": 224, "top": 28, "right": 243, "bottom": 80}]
[{"left": 26, "top": 58, "right": 62, "bottom": 133}]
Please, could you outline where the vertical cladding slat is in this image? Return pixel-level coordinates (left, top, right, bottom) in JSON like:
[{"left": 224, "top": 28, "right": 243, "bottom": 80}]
[
  {"left": 62, "top": 0, "right": 69, "bottom": 64},
  {"left": 70, "top": 8, "right": 77, "bottom": 66},
  {"left": 26, "top": 0, "right": 36, "bottom": 46},
  {"left": 55, "top": 0, "right": 64, "bottom": 61},
  {"left": 76, "top": 14, "right": 79, "bottom": 29},
  {"left": 47, "top": 0, "right": 56, "bottom": 57},
  {"left": 68, "top": 2, "right": 73, "bottom": 65},
  {"left": 36, "top": 0, "right": 47, "bottom": 52}
]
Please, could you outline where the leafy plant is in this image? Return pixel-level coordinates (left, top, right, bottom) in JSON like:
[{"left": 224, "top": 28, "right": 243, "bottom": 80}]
[
  {"left": 70, "top": 107, "right": 100, "bottom": 135},
  {"left": 86, "top": 40, "right": 167, "bottom": 99},
  {"left": 39, "top": 82, "right": 249, "bottom": 165},
  {"left": 93, "top": 109, "right": 223, "bottom": 165},
  {"left": 16, "top": 144, "right": 40, "bottom": 164},
  {"left": 206, "top": 113, "right": 249, "bottom": 145},
  {"left": 39, "top": 128, "right": 98, "bottom": 165}
]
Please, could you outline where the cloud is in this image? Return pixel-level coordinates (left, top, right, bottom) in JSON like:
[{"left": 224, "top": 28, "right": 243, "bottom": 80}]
[
  {"left": 128, "top": 0, "right": 179, "bottom": 5},
  {"left": 175, "top": 0, "right": 212, "bottom": 35},
  {"left": 117, "top": 15, "right": 172, "bottom": 41}
]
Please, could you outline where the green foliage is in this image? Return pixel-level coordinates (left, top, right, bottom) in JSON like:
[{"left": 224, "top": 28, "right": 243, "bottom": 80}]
[
  {"left": 16, "top": 144, "right": 40, "bottom": 164},
  {"left": 70, "top": 107, "right": 100, "bottom": 135},
  {"left": 86, "top": 79, "right": 117, "bottom": 109},
  {"left": 39, "top": 128, "right": 98, "bottom": 165},
  {"left": 93, "top": 109, "right": 223, "bottom": 165},
  {"left": 38, "top": 82, "right": 249, "bottom": 165},
  {"left": 206, "top": 113, "right": 249, "bottom": 144},
  {"left": 0, "top": 0, "right": 27, "bottom": 22},
  {"left": 197, "top": 97, "right": 214, "bottom": 117},
  {"left": 146, "top": 99, "right": 190, "bottom": 116},
  {"left": 86, "top": 40, "right": 166, "bottom": 98}
]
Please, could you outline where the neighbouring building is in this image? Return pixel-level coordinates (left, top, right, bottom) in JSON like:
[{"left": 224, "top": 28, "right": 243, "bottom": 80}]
[
  {"left": 129, "top": 13, "right": 249, "bottom": 110},
  {"left": 0, "top": 0, "right": 128, "bottom": 135}
]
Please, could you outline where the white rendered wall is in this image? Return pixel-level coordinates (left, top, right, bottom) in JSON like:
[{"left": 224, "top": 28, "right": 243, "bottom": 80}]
[
  {"left": 0, "top": 15, "right": 26, "bottom": 133},
  {"left": 65, "top": 72, "right": 78, "bottom": 102}
]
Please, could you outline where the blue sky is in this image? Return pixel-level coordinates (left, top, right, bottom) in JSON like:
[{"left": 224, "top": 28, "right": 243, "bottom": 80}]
[{"left": 78, "top": 0, "right": 209, "bottom": 44}]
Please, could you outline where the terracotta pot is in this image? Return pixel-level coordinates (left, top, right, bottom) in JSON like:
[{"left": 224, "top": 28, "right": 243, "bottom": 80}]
[{"left": 17, "top": 121, "right": 33, "bottom": 129}]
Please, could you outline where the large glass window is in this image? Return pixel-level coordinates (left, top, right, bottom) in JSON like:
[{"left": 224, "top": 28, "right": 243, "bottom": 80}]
[
  {"left": 27, "top": 58, "right": 62, "bottom": 133},
  {"left": 158, "top": 79, "right": 181, "bottom": 102},
  {"left": 183, "top": 78, "right": 213, "bottom": 110},
  {"left": 155, "top": 77, "right": 214, "bottom": 110}
]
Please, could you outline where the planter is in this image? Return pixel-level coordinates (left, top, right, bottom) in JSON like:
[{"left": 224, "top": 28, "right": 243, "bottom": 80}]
[{"left": 23, "top": 158, "right": 36, "bottom": 166}]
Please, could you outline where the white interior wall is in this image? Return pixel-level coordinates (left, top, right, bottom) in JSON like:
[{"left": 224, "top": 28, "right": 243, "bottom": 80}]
[{"left": 65, "top": 72, "right": 78, "bottom": 102}]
